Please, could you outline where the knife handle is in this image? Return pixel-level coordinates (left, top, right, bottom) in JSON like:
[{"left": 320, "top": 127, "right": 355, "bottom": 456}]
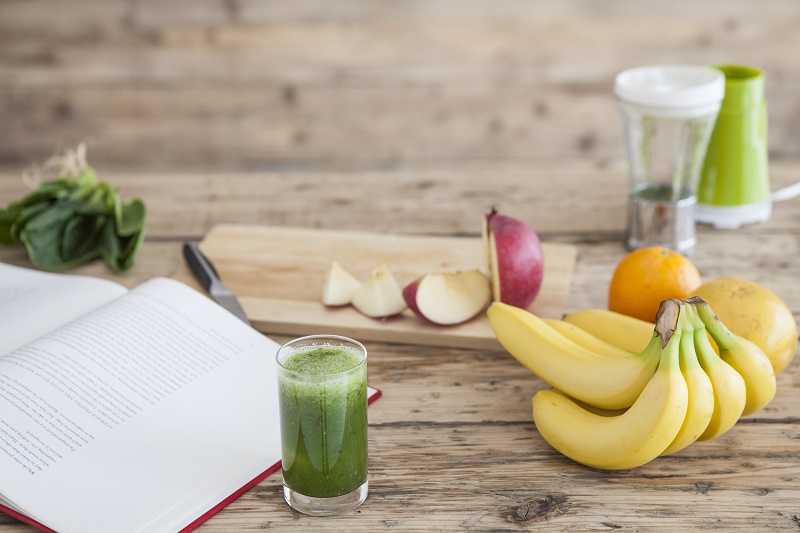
[{"left": 182, "top": 241, "right": 219, "bottom": 292}]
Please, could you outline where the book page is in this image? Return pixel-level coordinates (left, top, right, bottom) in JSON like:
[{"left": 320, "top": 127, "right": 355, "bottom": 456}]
[
  {"left": 0, "top": 277, "right": 282, "bottom": 533},
  {"left": 0, "top": 263, "right": 127, "bottom": 357}
]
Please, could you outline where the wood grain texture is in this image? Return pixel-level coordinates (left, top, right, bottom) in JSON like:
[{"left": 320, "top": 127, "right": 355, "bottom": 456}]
[
  {"left": 1, "top": 0, "right": 800, "bottom": 530},
  {"left": 2, "top": 0, "right": 800, "bottom": 169},
  {"left": 2, "top": 161, "right": 799, "bottom": 239},
  {"left": 170, "top": 224, "right": 576, "bottom": 349},
  {"left": 1, "top": 165, "right": 800, "bottom": 532}
]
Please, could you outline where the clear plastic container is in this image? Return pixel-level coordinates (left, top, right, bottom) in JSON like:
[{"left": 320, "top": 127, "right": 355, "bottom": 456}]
[{"left": 615, "top": 65, "right": 725, "bottom": 254}]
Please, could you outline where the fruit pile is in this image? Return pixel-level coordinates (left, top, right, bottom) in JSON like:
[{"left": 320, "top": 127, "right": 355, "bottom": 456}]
[
  {"left": 488, "top": 297, "right": 783, "bottom": 469},
  {"left": 487, "top": 246, "right": 798, "bottom": 470}
]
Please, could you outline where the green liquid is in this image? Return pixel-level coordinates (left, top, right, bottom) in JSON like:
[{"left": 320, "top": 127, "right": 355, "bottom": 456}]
[
  {"left": 278, "top": 347, "right": 368, "bottom": 498},
  {"left": 632, "top": 182, "right": 694, "bottom": 203}
]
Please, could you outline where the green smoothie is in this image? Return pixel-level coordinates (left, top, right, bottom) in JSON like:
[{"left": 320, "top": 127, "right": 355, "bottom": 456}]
[{"left": 278, "top": 346, "right": 368, "bottom": 498}]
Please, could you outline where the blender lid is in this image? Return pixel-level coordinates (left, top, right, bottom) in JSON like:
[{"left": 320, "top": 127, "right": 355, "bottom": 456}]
[{"left": 614, "top": 65, "right": 725, "bottom": 113}]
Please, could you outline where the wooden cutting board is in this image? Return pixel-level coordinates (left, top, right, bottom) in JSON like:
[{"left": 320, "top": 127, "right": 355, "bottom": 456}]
[{"left": 172, "top": 224, "right": 577, "bottom": 351}]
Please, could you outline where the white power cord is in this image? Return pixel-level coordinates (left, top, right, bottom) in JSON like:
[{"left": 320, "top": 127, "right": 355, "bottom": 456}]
[{"left": 771, "top": 181, "right": 800, "bottom": 202}]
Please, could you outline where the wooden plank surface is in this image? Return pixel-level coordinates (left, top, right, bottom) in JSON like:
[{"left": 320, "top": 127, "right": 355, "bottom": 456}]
[
  {"left": 2, "top": 0, "right": 800, "bottom": 531},
  {"left": 2, "top": 160, "right": 799, "bottom": 239},
  {"left": 2, "top": 0, "right": 800, "bottom": 169},
  {"left": 170, "top": 224, "right": 576, "bottom": 350},
  {"left": 1, "top": 166, "right": 799, "bottom": 532}
]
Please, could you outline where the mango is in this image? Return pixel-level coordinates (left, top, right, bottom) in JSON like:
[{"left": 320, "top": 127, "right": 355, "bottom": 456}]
[{"left": 692, "top": 278, "right": 798, "bottom": 375}]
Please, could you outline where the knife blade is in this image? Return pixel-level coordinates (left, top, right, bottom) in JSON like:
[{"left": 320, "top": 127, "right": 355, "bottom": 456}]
[{"left": 182, "top": 241, "right": 250, "bottom": 324}]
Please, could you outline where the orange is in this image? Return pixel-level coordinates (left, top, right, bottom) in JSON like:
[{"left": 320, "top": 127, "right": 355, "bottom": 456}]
[{"left": 608, "top": 247, "right": 702, "bottom": 323}]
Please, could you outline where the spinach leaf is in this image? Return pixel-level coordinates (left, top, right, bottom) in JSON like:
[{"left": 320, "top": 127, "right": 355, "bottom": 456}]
[{"left": 0, "top": 167, "right": 146, "bottom": 272}]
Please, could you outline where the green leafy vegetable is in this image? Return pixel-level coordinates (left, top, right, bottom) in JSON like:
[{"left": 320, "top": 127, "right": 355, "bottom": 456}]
[{"left": 0, "top": 151, "right": 146, "bottom": 272}]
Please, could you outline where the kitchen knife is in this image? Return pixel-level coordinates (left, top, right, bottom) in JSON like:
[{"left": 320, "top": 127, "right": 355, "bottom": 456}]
[{"left": 182, "top": 241, "right": 250, "bottom": 324}]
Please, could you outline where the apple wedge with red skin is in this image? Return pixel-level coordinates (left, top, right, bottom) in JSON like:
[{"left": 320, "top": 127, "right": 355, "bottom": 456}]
[
  {"left": 403, "top": 269, "right": 492, "bottom": 325},
  {"left": 483, "top": 209, "right": 544, "bottom": 309}
]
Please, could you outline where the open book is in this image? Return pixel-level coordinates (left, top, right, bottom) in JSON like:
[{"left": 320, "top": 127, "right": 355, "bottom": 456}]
[{"left": 0, "top": 263, "right": 380, "bottom": 533}]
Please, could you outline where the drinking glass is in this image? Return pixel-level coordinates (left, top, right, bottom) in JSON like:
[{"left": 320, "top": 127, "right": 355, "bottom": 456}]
[{"left": 276, "top": 334, "right": 369, "bottom": 516}]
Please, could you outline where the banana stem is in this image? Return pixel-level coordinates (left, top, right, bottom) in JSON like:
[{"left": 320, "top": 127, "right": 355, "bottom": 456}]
[
  {"left": 681, "top": 301, "right": 705, "bottom": 333},
  {"left": 655, "top": 299, "right": 683, "bottom": 348},
  {"left": 690, "top": 296, "right": 736, "bottom": 351}
]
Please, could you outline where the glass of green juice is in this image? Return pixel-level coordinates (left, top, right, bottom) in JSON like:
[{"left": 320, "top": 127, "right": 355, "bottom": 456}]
[{"left": 276, "top": 334, "right": 369, "bottom": 516}]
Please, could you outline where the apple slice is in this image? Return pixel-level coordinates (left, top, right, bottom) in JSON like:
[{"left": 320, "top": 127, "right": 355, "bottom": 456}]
[
  {"left": 321, "top": 261, "right": 362, "bottom": 306},
  {"left": 483, "top": 208, "right": 544, "bottom": 309},
  {"left": 403, "top": 269, "right": 491, "bottom": 325},
  {"left": 351, "top": 265, "right": 407, "bottom": 318}
]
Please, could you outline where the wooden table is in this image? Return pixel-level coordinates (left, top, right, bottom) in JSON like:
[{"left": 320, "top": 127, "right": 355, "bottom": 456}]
[
  {"left": 1, "top": 163, "right": 799, "bottom": 532},
  {"left": 2, "top": 0, "right": 800, "bottom": 530}
]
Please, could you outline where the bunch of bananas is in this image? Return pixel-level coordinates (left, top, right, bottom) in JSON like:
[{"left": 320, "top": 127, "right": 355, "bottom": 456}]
[{"left": 487, "top": 297, "right": 777, "bottom": 470}]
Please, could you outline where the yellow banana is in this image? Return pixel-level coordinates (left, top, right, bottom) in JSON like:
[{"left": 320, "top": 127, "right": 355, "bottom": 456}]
[
  {"left": 532, "top": 299, "right": 689, "bottom": 470},
  {"left": 660, "top": 305, "right": 714, "bottom": 456},
  {"left": 543, "top": 318, "right": 633, "bottom": 357},
  {"left": 549, "top": 389, "right": 629, "bottom": 417},
  {"left": 693, "top": 320, "right": 746, "bottom": 441},
  {"left": 562, "top": 308, "right": 654, "bottom": 354},
  {"left": 488, "top": 302, "right": 660, "bottom": 410},
  {"left": 691, "top": 297, "right": 776, "bottom": 416}
]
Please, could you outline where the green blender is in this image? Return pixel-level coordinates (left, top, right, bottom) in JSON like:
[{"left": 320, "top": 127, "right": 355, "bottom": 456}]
[{"left": 696, "top": 65, "right": 772, "bottom": 229}]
